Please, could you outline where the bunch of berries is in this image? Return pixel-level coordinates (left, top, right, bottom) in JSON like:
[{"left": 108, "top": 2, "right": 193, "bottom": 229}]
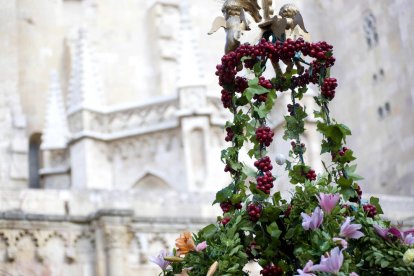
[
  {"left": 221, "top": 89, "right": 232, "bottom": 108},
  {"left": 254, "top": 77, "right": 273, "bottom": 103},
  {"left": 321, "top": 77, "right": 338, "bottom": 100},
  {"left": 247, "top": 204, "right": 262, "bottom": 222},
  {"left": 287, "top": 103, "right": 301, "bottom": 116},
  {"left": 260, "top": 264, "right": 283, "bottom": 276},
  {"left": 256, "top": 127, "right": 274, "bottom": 146},
  {"left": 363, "top": 204, "right": 377, "bottom": 217},
  {"left": 235, "top": 76, "right": 248, "bottom": 93},
  {"left": 305, "top": 169, "right": 317, "bottom": 181},
  {"left": 257, "top": 171, "right": 274, "bottom": 194},
  {"left": 350, "top": 184, "right": 363, "bottom": 203},
  {"left": 220, "top": 201, "right": 242, "bottom": 213},
  {"left": 254, "top": 156, "right": 273, "bottom": 172},
  {"left": 220, "top": 201, "right": 233, "bottom": 213},
  {"left": 220, "top": 217, "right": 231, "bottom": 226},
  {"left": 291, "top": 141, "right": 306, "bottom": 155},
  {"left": 225, "top": 127, "right": 234, "bottom": 142},
  {"left": 224, "top": 164, "right": 234, "bottom": 173}
]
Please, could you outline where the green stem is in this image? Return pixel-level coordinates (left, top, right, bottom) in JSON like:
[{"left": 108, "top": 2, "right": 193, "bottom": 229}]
[{"left": 291, "top": 89, "right": 305, "bottom": 165}]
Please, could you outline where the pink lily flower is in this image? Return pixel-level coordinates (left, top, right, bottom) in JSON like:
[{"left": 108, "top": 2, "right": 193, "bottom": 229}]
[
  {"left": 316, "top": 193, "right": 340, "bottom": 214},
  {"left": 340, "top": 217, "right": 364, "bottom": 239},
  {"left": 196, "top": 241, "right": 208, "bottom": 252},
  {"left": 149, "top": 249, "right": 171, "bottom": 271},
  {"left": 311, "top": 247, "right": 344, "bottom": 273},
  {"left": 333, "top": 237, "right": 348, "bottom": 249},
  {"left": 295, "top": 260, "right": 316, "bottom": 276},
  {"left": 350, "top": 273, "right": 359, "bottom": 276},
  {"left": 301, "top": 207, "right": 324, "bottom": 230}
]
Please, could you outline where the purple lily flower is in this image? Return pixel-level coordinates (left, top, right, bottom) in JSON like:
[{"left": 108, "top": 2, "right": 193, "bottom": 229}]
[
  {"left": 295, "top": 260, "right": 316, "bottom": 276},
  {"left": 373, "top": 224, "right": 388, "bottom": 239},
  {"left": 301, "top": 207, "right": 324, "bottom": 230},
  {"left": 196, "top": 241, "right": 208, "bottom": 251},
  {"left": 373, "top": 224, "right": 412, "bottom": 244},
  {"left": 311, "top": 247, "right": 344, "bottom": 274},
  {"left": 316, "top": 193, "right": 340, "bottom": 214},
  {"left": 404, "top": 233, "right": 414, "bottom": 245},
  {"left": 340, "top": 217, "right": 364, "bottom": 239},
  {"left": 149, "top": 249, "right": 171, "bottom": 271}
]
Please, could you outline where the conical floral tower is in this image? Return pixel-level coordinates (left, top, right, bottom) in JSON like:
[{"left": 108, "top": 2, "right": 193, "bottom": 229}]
[{"left": 151, "top": 2, "right": 414, "bottom": 275}]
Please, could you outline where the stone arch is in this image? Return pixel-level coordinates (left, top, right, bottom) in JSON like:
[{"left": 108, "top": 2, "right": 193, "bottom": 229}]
[
  {"left": 145, "top": 234, "right": 169, "bottom": 265},
  {"left": 127, "top": 234, "right": 143, "bottom": 266},
  {"left": 132, "top": 172, "right": 169, "bottom": 190},
  {"left": 15, "top": 231, "right": 38, "bottom": 262},
  {"left": 189, "top": 127, "right": 207, "bottom": 187}
]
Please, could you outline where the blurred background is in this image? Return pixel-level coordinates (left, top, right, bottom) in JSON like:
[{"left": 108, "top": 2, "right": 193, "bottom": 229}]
[{"left": 0, "top": 0, "right": 413, "bottom": 275}]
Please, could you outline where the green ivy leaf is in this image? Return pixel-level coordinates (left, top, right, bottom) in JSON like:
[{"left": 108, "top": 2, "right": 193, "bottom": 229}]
[
  {"left": 370, "top": 196, "right": 384, "bottom": 215},
  {"left": 266, "top": 222, "right": 282, "bottom": 239}
]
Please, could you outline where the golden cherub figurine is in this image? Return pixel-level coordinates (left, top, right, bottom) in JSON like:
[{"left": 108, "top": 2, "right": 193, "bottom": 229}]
[{"left": 208, "top": 0, "right": 262, "bottom": 54}]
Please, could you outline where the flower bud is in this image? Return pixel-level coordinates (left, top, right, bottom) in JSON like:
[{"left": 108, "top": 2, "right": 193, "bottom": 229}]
[{"left": 275, "top": 154, "right": 286, "bottom": 165}]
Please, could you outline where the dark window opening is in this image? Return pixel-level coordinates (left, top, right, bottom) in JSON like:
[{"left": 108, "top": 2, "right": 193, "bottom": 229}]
[
  {"left": 363, "top": 11, "right": 379, "bottom": 49},
  {"left": 29, "top": 133, "right": 42, "bottom": 189}
]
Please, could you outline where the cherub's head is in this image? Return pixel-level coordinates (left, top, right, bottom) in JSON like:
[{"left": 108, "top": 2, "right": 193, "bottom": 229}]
[{"left": 279, "top": 4, "right": 300, "bottom": 18}]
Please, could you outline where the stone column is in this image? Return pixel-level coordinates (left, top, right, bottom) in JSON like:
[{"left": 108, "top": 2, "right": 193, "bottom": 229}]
[{"left": 96, "top": 210, "right": 133, "bottom": 276}]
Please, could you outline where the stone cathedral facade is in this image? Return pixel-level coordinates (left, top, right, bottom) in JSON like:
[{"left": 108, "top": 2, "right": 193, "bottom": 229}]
[{"left": 0, "top": 0, "right": 413, "bottom": 275}]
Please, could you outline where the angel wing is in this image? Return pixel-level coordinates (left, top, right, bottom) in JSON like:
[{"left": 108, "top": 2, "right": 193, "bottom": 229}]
[
  {"left": 240, "top": 8, "right": 251, "bottom": 31},
  {"left": 208, "top": 16, "right": 227, "bottom": 35},
  {"left": 292, "top": 12, "right": 308, "bottom": 33},
  {"left": 270, "top": 16, "right": 288, "bottom": 39}
]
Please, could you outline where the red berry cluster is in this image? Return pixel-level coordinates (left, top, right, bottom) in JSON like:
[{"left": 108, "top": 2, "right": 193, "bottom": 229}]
[
  {"left": 215, "top": 39, "right": 336, "bottom": 109},
  {"left": 225, "top": 127, "right": 234, "bottom": 142},
  {"left": 221, "top": 89, "right": 232, "bottom": 108},
  {"left": 220, "top": 201, "right": 242, "bottom": 213},
  {"left": 291, "top": 141, "right": 306, "bottom": 155},
  {"left": 224, "top": 164, "right": 234, "bottom": 173},
  {"left": 350, "top": 184, "right": 362, "bottom": 203},
  {"left": 305, "top": 169, "right": 317, "bottom": 181},
  {"left": 235, "top": 76, "right": 248, "bottom": 93},
  {"left": 254, "top": 156, "right": 273, "bottom": 172},
  {"left": 287, "top": 103, "right": 300, "bottom": 116},
  {"left": 260, "top": 264, "right": 283, "bottom": 276},
  {"left": 256, "top": 126, "right": 274, "bottom": 146},
  {"left": 254, "top": 77, "right": 273, "bottom": 103},
  {"left": 339, "top": 146, "right": 349, "bottom": 156},
  {"left": 221, "top": 217, "right": 231, "bottom": 226},
  {"left": 257, "top": 171, "right": 274, "bottom": 194},
  {"left": 247, "top": 204, "right": 262, "bottom": 222},
  {"left": 363, "top": 204, "right": 377, "bottom": 217},
  {"left": 321, "top": 78, "right": 338, "bottom": 100}
]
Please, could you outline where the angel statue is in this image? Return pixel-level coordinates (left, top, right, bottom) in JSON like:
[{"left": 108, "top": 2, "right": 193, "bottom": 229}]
[
  {"left": 208, "top": 0, "right": 262, "bottom": 54},
  {"left": 259, "top": 3, "right": 308, "bottom": 41}
]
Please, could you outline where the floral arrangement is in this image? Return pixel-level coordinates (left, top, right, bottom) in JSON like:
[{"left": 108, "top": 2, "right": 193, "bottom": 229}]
[{"left": 151, "top": 37, "right": 414, "bottom": 275}]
